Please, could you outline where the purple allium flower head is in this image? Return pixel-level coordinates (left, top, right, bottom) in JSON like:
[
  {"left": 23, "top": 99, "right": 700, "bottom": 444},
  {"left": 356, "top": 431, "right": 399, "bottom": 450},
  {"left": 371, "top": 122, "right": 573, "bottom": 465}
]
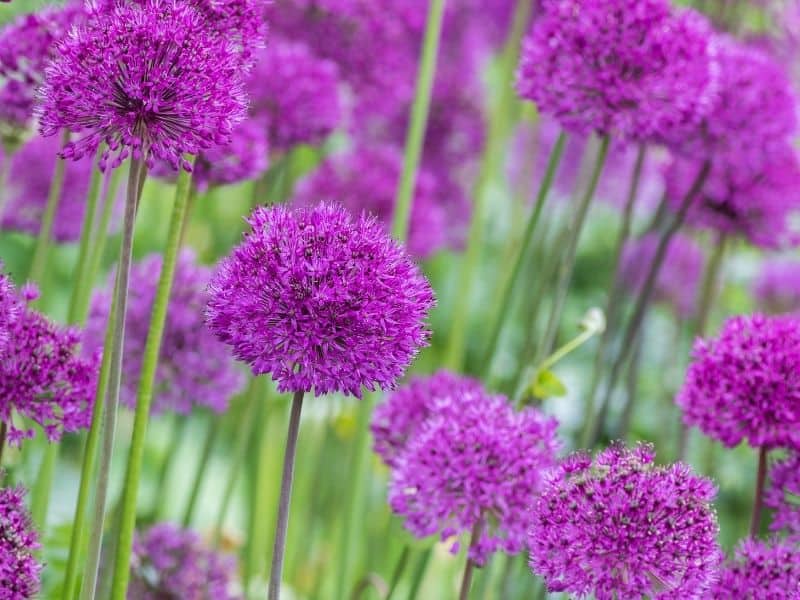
[
  {"left": 755, "top": 260, "right": 800, "bottom": 315},
  {"left": 0, "top": 268, "right": 19, "bottom": 357},
  {"left": 389, "top": 391, "right": 560, "bottom": 566},
  {"left": 0, "top": 483, "right": 41, "bottom": 599},
  {"left": 710, "top": 538, "right": 800, "bottom": 599},
  {"left": 0, "top": 285, "right": 98, "bottom": 445},
  {"left": 765, "top": 451, "right": 800, "bottom": 537},
  {"left": 207, "top": 203, "right": 435, "bottom": 398},
  {"left": 292, "top": 145, "right": 448, "bottom": 259},
  {"left": 620, "top": 232, "right": 704, "bottom": 319},
  {"left": 516, "top": 0, "right": 718, "bottom": 143},
  {"left": 0, "top": 3, "right": 85, "bottom": 132},
  {"left": 129, "top": 523, "right": 241, "bottom": 599},
  {"left": 529, "top": 443, "right": 722, "bottom": 599},
  {"left": 247, "top": 38, "right": 342, "bottom": 150},
  {"left": 85, "top": 250, "right": 244, "bottom": 415},
  {"left": 371, "top": 370, "right": 484, "bottom": 469},
  {"left": 676, "top": 314, "right": 800, "bottom": 450},
  {"left": 38, "top": 0, "right": 248, "bottom": 171}
]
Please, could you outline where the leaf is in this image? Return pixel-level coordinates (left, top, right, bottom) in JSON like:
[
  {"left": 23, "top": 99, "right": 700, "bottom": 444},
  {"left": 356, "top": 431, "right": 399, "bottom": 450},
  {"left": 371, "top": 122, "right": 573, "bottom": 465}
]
[{"left": 530, "top": 369, "right": 567, "bottom": 399}]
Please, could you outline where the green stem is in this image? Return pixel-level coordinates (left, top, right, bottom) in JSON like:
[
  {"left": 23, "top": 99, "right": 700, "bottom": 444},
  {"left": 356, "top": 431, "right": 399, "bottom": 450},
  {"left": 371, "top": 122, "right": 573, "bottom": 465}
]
[
  {"left": 481, "top": 131, "right": 567, "bottom": 377},
  {"left": 406, "top": 548, "right": 432, "bottom": 600},
  {"left": 458, "top": 518, "right": 484, "bottom": 600},
  {"left": 81, "top": 156, "right": 147, "bottom": 600},
  {"left": 150, "top": 416, "right": 190, "bottom": 522},
  {"left": 109, "top": 164, "right": 194, "bottom": 600},
  {"left": 182, "top": 412, "right": 219, "bottom": 527},
  {"left": 390, "top": 0, "right": 447, "bottom": 242},
  {"left": 385, "top": 545, "right": 410, "bottom": 600},
  {"left": 750, "top": 447, "right": 768, "bottom": 538}
]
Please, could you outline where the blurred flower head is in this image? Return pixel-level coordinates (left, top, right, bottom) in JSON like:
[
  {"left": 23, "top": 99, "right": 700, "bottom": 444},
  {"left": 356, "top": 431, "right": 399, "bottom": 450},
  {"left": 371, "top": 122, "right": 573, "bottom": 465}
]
[
  {"left": 765, "top": 451, "right": 800, "bottom": 538},
  {"left": 755, "top": 260, "right": 800, "bottom": 315},
  {"left": 0, "top": 483, "right": 41, "bottom": 599},
  {"left": 710, "top": 538, "right": 800, "bottom": 599}
]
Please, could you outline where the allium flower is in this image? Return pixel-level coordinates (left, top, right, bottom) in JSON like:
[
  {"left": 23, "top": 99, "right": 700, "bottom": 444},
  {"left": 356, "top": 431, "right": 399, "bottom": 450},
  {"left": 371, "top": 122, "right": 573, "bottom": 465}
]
[
  {"left": 247, "top": 38, "right": 342, "bottom": 150},
  {"left": 0, "top": 269, "right": 19, "bottom": 356},
  {"left": 755, "top": 260, "right": 800, "bottom": 314},
  {"left": 765, "top": 451, "right": 800, "bottom": 536},
  {"left": 0, "top": 484, "right": 41, "bottom": 599},
  {"left": 85, "top": 250, "right": 244, "bottom": 415},
  {"left": 292, "top": 145, "right": 448, "bottom": 258},
  {"left": 710, "top": 538, "right": 800, "bottom": 599},
  {"left": 389, "top": 391, "right": 560, "bottom": 565},
  {"left": 516, "top": 0, "right": 718, "bottom": 143},
  {"left": 129, "top": 523, "right": 241, "bottom": 600},
  {"left": 529, "top": 443, "right": 722, "bottom": 599},
  {"left": 38, "top": 0, "right": 247, "bottom": 171},
  {"left": 0, "top": 285, "right": 98, "bottom": 445},
  {"left": 371, "top": 370, "right": 484, "bottom": 468},
  {"left": 620, "top": 233, "right": 704, "bottom": 319},
  {"left": 207, "top": 203, "right": 435, "bottom": 397},
  {"left": 676, "top": 314, "right": 800, "bottom": 450}
]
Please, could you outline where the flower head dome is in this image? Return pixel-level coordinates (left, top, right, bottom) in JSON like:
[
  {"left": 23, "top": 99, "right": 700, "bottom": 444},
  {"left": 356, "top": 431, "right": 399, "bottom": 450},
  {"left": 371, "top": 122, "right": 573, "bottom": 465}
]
[
  {"left": 755, "top": 260, "right": 800, "bottom": 315},
  {"left": 529, "top": 443, "right": 722, "bottom": 599},
  {"left": 0, "top": 285, "right": 99, "bottom": 445},
  {"left": 765, "top": 451, "right": 800, "bottom": 537},
  {"left": 129, "top": 523, "right": 241, "bottom": 599},
  {"left": 0, "top": 484, "right": 41, "bottom": 599},
  {"left": 710, "top": 538, "right": 800, "bottom": 599},
  {"left": 516, "top": 0, "right": 718, "bottom": 143},
  {"left": 389, "top": 391, "right": 560, "bottom": 565},
  {"left": 38, "top": 0, "right": 247, "bottom": 171},
  {"left": 86, "top": 250, "right": 244, "bottom": 415},
  {"left": 676, "top": 314, "right": 800, "bottom": 450},
  {"left": 207, "top": 203, "right": 435, "bottom": 397},
  {"left": 0, "top": 268, "right": 19, "bottom": 356}
]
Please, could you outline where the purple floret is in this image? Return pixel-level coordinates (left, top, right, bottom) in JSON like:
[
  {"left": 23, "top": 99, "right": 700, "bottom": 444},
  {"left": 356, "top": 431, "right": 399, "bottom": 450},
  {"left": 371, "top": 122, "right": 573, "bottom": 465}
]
[
  {"left": 755, "top": 260, "right": 800, "bottom": 315},
  {"left": 765, "top": 451, "right": 800, "bottom": 537},
  {"left": 710, "top": 538, "right": 800, "bottom": 599},
  {"left": 0, "top": 268, "right": 19, "bottom": 357},
  {"left": 0, "top": 484, "right": 41, "bottom": 599}
]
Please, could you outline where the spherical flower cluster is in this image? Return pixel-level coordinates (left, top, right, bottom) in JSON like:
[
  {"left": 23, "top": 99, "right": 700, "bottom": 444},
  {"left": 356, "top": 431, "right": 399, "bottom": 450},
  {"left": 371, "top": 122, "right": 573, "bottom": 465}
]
[
  {"left": 529, "top": 443, "right": 722, "bottom": 599},
  {"left": 765, "top": 451, "right": 800, "bottom": 537},
  {"left": 247, "top": 38, "right": 342, "bottom": 150},
  {"left": 371, "top": 370, "right": 484, "bottom": 468},
  {"left": 677, "top": 314, "right": 800, "bottom": 450},
  {"left": 710, "top": 538, "right": 800, "bottom": 599},
  {"left": 292, "top": 145, "right": 448, "bottom": 258},
  {"left": 0, "top": 268, "right": 18, "bottom": 356},
  {"left": 1, "top": 134, "right": 95, "bottom": 242},
  {"left": 620, "top": 233, "right": 704, "bottom": 319},
  {"left": 207, "top": 203, "right": 435, "bottom": 398},
  {"left": 0, "top": 285, "right": 99, "bottom": 445},
  {"left": 516, "top": 0, "right": 718, "bottom": 143},
  {"left": 0, "top": 484, "right": 41, "bottom": 599},
  {"left": 389, "top": 390, "right": 560, "bottom": 565},
  {"left": 38, "top": 0, "right": 247, "bottom": 171},
  {"left": 86, "top": 250, "right": 244, "bottom": 415},
  {"left": 755, "top": 260, "right": 800, "bottom": 315},
  {"left": 129, "top": 523, "right": 241, "bottom": 599}
]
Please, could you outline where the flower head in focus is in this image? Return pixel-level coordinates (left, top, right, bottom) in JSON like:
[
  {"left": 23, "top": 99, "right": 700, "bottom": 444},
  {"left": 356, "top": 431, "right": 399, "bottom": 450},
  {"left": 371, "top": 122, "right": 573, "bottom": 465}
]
[
  {"left": 710, "top": 538, "right": 800, "bottom": 599},
  {"left": 0, "top": 483, "right": 41, "bottom": 599}
]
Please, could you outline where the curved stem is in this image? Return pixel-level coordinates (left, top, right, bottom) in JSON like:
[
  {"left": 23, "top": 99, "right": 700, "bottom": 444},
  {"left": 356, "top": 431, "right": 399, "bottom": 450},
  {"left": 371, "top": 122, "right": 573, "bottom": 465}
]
[
  {"left": 458, "top": 518, "right": 485, "bottom": 600},
  {"left": 750, "top": 447, "right": 768, "bottom": 538}
]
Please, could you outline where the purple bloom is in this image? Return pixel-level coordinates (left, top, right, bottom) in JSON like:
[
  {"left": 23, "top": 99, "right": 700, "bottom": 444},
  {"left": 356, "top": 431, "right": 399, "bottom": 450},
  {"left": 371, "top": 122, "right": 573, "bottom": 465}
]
[
  {"left": 755, "top": 260, "right": 800, "bottom": 315},
  {"left": 85, "top": 250, "right": 244, "bottom": 415},
  {"left": 389, "top": 390, "right": 560, "bottom": 566},
  {"left": 0, "top": 268, "right": 19, "bottom": 356},
  {"left": 765, "top": 451, "right": 800, "bottom": 537},
  {"left": 129, "top": 523, "right": 241, "bottom": 599},
  {"left": 676, "top": 314, "right": 800, "bottom": 450},
  {"left": 529, "top": 443, "right": 722, "bottom": 599},
  {"left": 38, "top": 0, "right": 247, "bottom": 171},
  {"left": 292, "top": 144, "right": 449, "bottom": 258},
  {"left": 247, "top": 37, "right": 342, "bottom": 150},
  {"left": 620, "top": 232, "right": 705, "bottom": 319},
  {"left": 710, "top": 538, "right": 800, "bottom": 599},
  {"left": 516, "top": 0, "right": 718, "bottom": 143},
  {"left": 207, "top": 203, "right": 435, "bottom": 397},
  {"left": 0, "top": 285, "right": 98, "bottom": 445},
  {"left": 0, "top": 484, "right": 41, "bottom": 599}
]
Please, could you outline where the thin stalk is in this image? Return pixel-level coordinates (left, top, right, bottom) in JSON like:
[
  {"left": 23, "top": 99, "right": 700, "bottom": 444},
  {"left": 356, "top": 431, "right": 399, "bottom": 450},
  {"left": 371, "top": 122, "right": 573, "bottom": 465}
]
[
  {"left": 350, "top": 574, "right": 388, "bottom": 600},
  {"left": 618, "top": 333, "right": 644, "bottom": 439},
  {"left": 391, "top": 0, "right": 446, "bottom": 241},
  {"left": 481, "top": 131, "right": 567, "bottom": 377},
  {"left": 751, "top": 447, "right": 768, "bottom": 537},
  {"left": 407, "top": 548, "right": 432, "bottom": 600},
  {"left": 150, "top": 416, "right": 190, "bottom": 521},
  {"left": 0, "top": 422, "right": 7, "bottom": 467},
  {"left": 458, "top": 519, "right": 485, "bottom": 600},
  {"left": 30, "top": 445, "right": 57, "bottom": 527},
  {"left": 182, "top": 413, "right": 219, "bottom": 527},
  {"left": 267, "top": 390, "right": 305, "bottom": 600},
  {"left": 81, "top": 156, "right": 147, "bottom": 600},
  {"left": 109, "top": 164, "right": 194, "bottom": 600},
  {"left": 385, "top": 546, "right": 410, "bottom": 600}
]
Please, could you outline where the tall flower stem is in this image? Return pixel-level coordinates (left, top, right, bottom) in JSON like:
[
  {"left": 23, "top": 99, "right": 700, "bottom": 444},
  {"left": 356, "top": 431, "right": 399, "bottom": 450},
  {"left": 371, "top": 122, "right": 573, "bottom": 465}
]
[
  {"left": 390, "top": 0, "right": 446, "bottom": 242},
  {"left": 444, "top": 0, "right": 534, "bottom": 370},
  {"left": 182, "top": 412, "right": 219, "bottom": 527},
  {"left": 109, "top": 164, "right": 194, "bottom": 600},
  {"left": 481, "top": 131, "right": 567, "bottom": 377},
  {"left": 81, "top": 156, "right": 147, "bottom": 600},
  {"left": 0, "top": 422, "right": 7, "bottom": 467},
  {"left": 267, "top": 390, "right": 305, "bottom": 600},
  {"left": 384, "top": 546, "right": 410, "bottom": 600},
  {"left": 458, "top": 518, "right": 485, "bottom": 600},
  {"left": 750, "top": 447, "right": 768, "bottom": 538}
]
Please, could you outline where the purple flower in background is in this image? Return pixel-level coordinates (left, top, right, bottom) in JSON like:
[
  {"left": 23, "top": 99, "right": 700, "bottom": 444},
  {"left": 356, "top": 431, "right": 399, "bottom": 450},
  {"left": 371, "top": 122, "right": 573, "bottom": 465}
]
[
  {"left": 389, "top": 391, "right": 560, "bottom": 565},
  {"left": 292, "top": 145, "right": 449, "bottom": 258},
  {"left": 676, "top": 314, "right": 800, "bottom": 450},
  {"left": 0, "top": 268, "right": 19, "bottom": 356},
  {"left": 38, "top": 0, "right": 247, "bottom": 171},
  {"left": 765, "top": 451, "right": 800, "bottom": 537},
  {"left": 0, "top": 285, "right": 98, "bottom": 445},
  {"left": 247, "top": 38, "right": 342, "bottom": 150},
  {"left": 85, "top": 250, "right": 244, "bottom": 415},
  {"left": 0, "top": 484, "right": 41, "bottom": 599},
  {"left": 529, "top": 443, "right": 721, "bottom": 599},
  {"left": 620, "top": 232, "right": 705, "bottom": 319},
  {"left": 207, "top": 203, "right": 435, "bottom": 397},
  {"left": 516, "top": 0, "right": 718, "bottom": 143},
  {"left": 755, "top": 260, "right": 800, "bottom": 315},
  {"left": 129, "top": 523, "right": 241, "bottom": 600},
  {"left": 710, "top": 538, "right": 800, "bottom": 599},
  {"left": 371, "top": 370, "right": 484, "bottom": 468}
]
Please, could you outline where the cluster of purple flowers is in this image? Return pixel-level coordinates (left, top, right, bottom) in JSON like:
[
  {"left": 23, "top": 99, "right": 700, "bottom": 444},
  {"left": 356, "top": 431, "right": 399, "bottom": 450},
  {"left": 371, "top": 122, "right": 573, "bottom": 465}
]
[
  {"left": 710, "top": 538, "right": 800, "bottom": 599},
  {"left": 0, "top": 484, "right": 41, "bottom": 598},
  {"left": 0, "top": 268, "right": 19, "bottom": 355},
  {"left": 755, "top": 260, "right": 800, "bottom": 315},
  {"left": 766, "top": 451, "right": 800, "bottom": 538}
]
